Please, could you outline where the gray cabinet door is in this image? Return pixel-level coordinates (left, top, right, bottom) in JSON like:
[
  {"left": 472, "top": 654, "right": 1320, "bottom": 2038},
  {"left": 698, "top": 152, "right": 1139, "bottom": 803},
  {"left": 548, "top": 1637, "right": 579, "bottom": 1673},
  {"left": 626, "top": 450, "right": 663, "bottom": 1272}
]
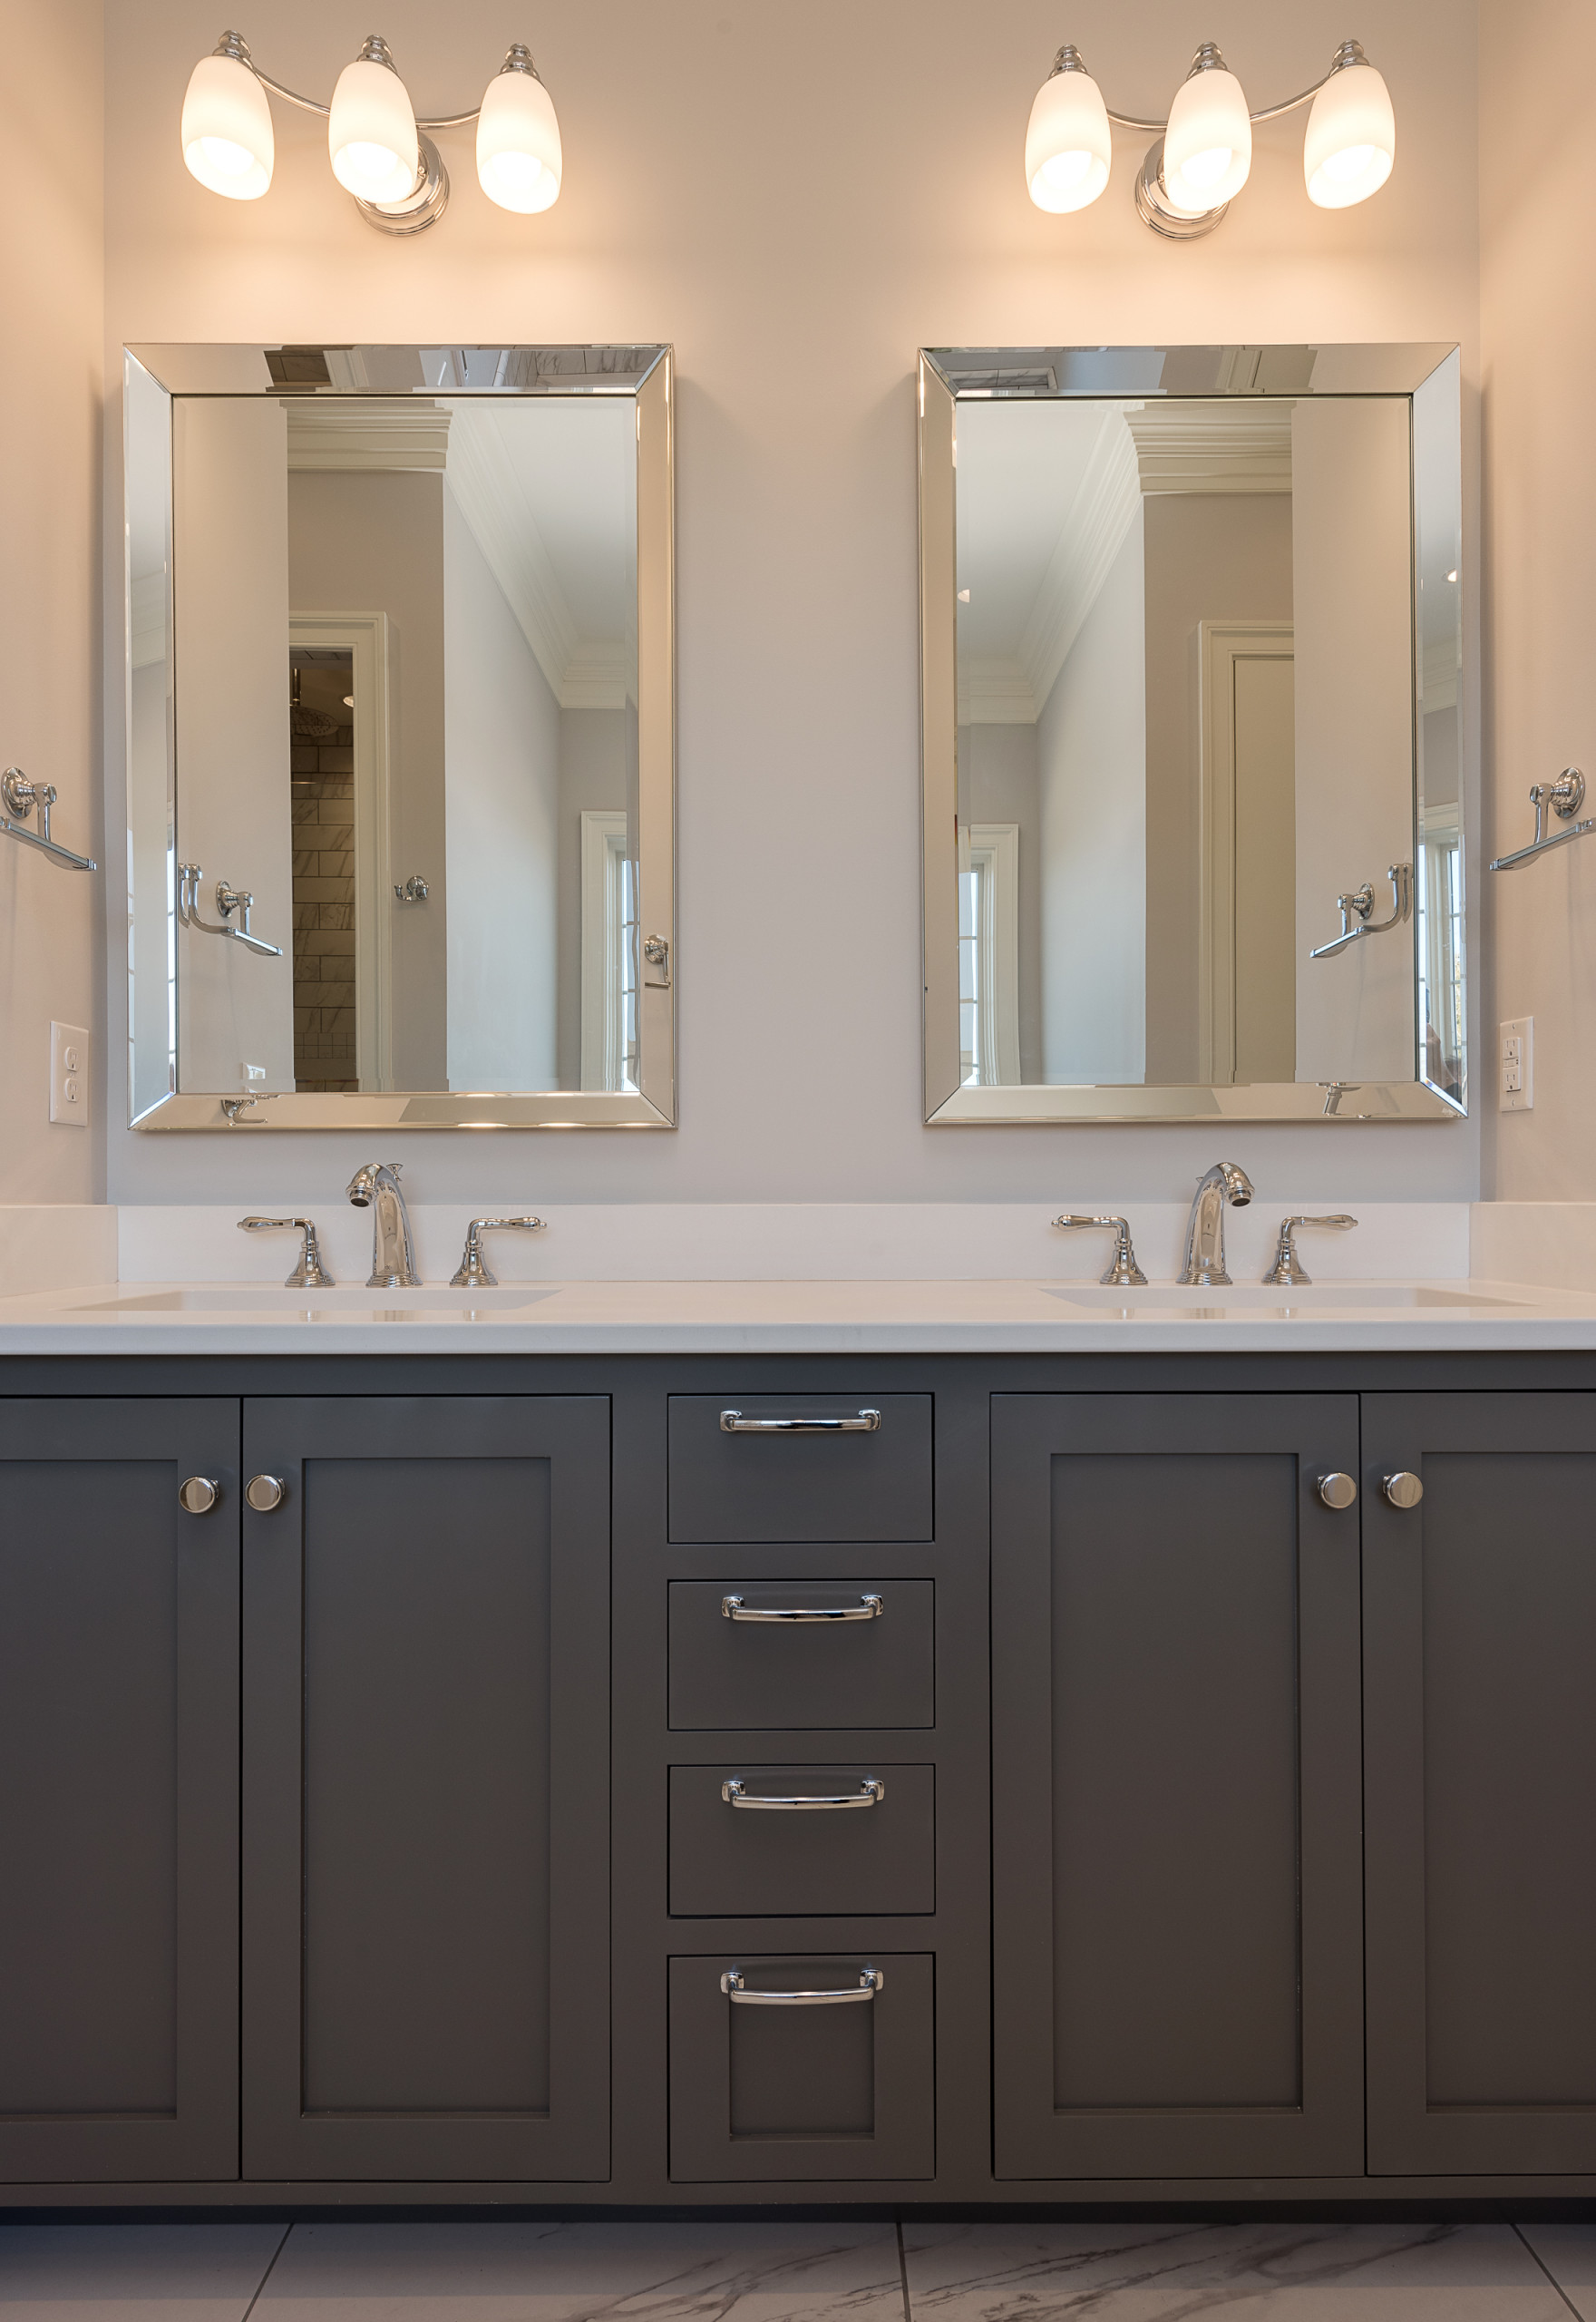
[
  {"left": 0, "top": 1398, "right": 240, "bottom": 2182},
  {"left": 1365, "top": 1392, "right": 1596, "bottom": 2173},
  {"left": 991, "top": 1392, "right": 1363, "bottom": 2180},
  {"left": 241, "top": 1396, "right": 609, "bottom": 2181}
]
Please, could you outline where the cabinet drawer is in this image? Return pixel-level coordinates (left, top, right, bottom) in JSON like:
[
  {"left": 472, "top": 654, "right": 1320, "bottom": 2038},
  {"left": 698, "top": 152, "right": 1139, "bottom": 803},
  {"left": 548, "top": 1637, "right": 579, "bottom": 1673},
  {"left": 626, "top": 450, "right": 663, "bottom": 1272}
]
[
  {"left": 668, "top": 1578, "right": 934, "bottom": 1730},
  {"left": 669, "top": 1764, "right": 934, "bottom": 1916},
  {"left": 667, "top": 1394, "right": 932, "bottom": 1542},
  {"left": 668, "top": 1953, "right": 934, "bottom": 2181}
]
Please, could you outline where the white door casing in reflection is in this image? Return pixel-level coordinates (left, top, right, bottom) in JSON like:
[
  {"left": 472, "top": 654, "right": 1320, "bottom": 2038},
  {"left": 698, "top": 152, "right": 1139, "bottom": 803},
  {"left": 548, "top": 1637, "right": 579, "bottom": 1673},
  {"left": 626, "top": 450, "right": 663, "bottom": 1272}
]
[{"left": 1198, "top": 620, "right": 1295, "bottom": 1086}]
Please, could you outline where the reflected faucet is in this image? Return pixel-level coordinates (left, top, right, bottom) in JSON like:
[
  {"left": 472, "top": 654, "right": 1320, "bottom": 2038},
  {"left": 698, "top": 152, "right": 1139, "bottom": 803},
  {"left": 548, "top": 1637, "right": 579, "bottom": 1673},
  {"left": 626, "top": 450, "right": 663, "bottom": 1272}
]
[
  {"left": 347, "top": 1162, "right": 420, "bottom": 1289},
  {"left": 1179, "top": 1162, "right": 1254, "bottom": 1287}
]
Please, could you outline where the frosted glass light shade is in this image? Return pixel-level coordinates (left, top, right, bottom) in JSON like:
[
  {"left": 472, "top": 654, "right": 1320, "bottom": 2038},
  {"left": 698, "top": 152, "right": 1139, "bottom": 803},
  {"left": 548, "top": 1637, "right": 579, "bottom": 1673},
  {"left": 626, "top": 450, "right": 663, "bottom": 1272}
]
[
  {"left": 477, "top": 62, "right": 562, "bottom": 212},
  {"left": 1026, "top": 63, "right": 1111, "bottom": 212},
  {"left": 328, "top": 54, "right": 419, "bottom": 202},
  {"left": 1163, "top": 63, "right": 1251, "bottom": 209},
  {"left": 181, "top": 51, "right": 274, "bottom": 200},
  {"left": 1304, "top": 61, "right": 1395, "bottom": 207}
]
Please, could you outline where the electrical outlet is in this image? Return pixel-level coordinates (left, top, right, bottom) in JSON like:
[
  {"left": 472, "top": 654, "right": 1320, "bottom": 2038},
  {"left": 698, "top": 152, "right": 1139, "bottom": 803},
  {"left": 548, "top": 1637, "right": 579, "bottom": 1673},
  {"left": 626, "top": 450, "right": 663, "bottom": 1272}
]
[
  {"left": 1499, "top": 1016, "right": 1533, "bottom": 1113},
  {"left": 50, "top": 1021, "right": 90, "bottom": 1127}
]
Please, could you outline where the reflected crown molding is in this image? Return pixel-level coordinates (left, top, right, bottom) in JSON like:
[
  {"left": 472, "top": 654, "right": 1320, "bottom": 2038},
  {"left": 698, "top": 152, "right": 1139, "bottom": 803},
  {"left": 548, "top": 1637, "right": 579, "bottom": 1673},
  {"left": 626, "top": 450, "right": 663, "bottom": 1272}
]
[
  {"left": 1123, "top": 400, "right": 1294, "bottom": 493},
  {"left": 285, "top": 396, "right": 453, "bottom": 470}
]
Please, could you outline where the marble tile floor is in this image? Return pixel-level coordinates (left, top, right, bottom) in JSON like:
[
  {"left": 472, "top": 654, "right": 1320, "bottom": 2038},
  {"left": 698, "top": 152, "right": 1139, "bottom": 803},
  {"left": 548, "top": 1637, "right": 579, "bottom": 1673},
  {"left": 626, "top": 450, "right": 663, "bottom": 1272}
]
[{"left": 0, "top": 2220, "right": 1594, "bottom": 2322}]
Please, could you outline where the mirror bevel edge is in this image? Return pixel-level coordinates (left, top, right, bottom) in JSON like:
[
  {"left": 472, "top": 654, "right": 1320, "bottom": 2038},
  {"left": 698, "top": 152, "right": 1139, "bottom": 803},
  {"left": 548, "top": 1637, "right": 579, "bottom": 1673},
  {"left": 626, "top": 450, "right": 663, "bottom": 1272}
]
[
  {"left": 124, "top": 342, "right": 676, "bottom": 1132},
  {"left": 919, "top": 340, "right": 1467, "bottom": 1127}
]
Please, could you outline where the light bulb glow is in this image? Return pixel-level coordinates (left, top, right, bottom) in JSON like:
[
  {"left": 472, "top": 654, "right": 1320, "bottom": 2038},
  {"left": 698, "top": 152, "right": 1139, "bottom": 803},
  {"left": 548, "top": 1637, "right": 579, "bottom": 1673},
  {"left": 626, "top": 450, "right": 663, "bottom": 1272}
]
[
  {"left": 476, "top": 56, "right": 562, "bottom": 212},
  {"left": 1304, "top": 59, "right": 1395, "bottom": 207},
  {"left": 1025, "top": 57, "right": 1111, "bottom": 213},
  {"left": 328, "top": 53, "right": 419, "bottom": 202},
  {"left": 1163, "top": 62, "right": 1251, "bottom": 207},
  {"left": 181, "top": 48, "right": 274, "bottom": 200}
]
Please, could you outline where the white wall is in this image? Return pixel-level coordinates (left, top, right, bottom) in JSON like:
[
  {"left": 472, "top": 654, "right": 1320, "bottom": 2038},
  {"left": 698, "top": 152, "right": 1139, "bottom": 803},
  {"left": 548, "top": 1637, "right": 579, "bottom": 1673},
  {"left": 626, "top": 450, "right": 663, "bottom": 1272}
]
[
  {"left": 1291, "top": 397, "right": 1419, "bottom": 1088},
  {"left": 171, "top": 399, "right": 296, "bottom": 1093},
  {"left": 1039, "top": 518, "right": 1146, "bottom": 1082},
  {"left": 557, "top": 707, "right": 630, "bottom": 1090},
  {"left": 1480, "top": 0, "right": 1596, "bottom": 1197},
  {"left": 443, "top": 484, "right": 560, "bottom": 1092},
  {"left": 97, "top": 0, "right": 1482, "bottom": 1210},
  {"left": 0, "top": 0, "right": 102, "bottom": 1202}
]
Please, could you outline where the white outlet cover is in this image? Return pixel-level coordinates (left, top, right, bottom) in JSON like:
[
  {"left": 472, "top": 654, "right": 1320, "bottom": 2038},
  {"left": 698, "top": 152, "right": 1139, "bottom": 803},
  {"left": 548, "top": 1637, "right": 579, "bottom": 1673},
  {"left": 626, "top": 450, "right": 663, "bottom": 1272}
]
[
  {"left": 1499, "top": 1015, "right": 1533, "bottom": 1113},
  {"left": 50, "top": 1020, "right": 90, "bottom": 1127}
]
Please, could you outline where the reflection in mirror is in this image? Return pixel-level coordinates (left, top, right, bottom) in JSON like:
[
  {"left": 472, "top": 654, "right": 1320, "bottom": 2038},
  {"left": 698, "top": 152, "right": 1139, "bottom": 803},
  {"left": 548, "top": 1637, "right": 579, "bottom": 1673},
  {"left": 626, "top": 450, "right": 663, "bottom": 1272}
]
[
  {"left": 125, "top": 344, "right": 674, "bottom": 1130},
  {"left": 921, "top": 345, "right": 1464, "bottom": 1124},
  {"left": 180, "top": 395, "right": 636, "bottom": 1095}
]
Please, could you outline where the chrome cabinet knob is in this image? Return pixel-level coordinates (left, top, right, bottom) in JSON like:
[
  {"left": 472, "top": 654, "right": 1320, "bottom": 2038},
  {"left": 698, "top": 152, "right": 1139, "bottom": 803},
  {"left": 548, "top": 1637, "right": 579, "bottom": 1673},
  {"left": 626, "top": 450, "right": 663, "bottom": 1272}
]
[
  {"left": 178, "top": 1476, "right": 219, "bottom": 1516},
  {"left": 1382, "top": 1470, "right": 1425, "bottom": 1508},
  {"left": 246, "top": 1474, "right": 286, "bottom": 1513},
  {"left": 1316, "top": 1471, "right": 1358, "bottom": 1509}
]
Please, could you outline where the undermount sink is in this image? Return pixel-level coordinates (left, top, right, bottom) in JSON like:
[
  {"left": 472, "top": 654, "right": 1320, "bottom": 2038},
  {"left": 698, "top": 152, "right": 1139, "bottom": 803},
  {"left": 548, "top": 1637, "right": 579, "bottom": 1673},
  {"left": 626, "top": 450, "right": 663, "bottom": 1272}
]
[
  {"left": 77, "top": 1285, "right": 560, "bottom": 1317},
  {"left": 1045, "top": 1282, "right": 1523, "bottom": 1314}
]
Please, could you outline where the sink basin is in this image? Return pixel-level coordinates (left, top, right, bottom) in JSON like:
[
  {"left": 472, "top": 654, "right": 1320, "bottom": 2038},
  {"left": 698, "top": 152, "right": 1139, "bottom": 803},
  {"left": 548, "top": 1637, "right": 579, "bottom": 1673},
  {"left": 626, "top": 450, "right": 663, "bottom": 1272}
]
[
  {"left": 77, "top": 1285, "right": 560, "bottom": 1318},
  {"left": 1045, "top": 1283, "right": 1523, "bottom": 1314}
]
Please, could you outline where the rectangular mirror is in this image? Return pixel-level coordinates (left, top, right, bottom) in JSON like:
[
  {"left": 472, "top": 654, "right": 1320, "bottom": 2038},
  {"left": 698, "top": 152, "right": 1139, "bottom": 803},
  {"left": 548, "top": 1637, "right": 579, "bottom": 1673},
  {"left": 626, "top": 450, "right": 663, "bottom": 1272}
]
[
  {"left": 919, "top": 343, "right": 1464, "bottom": 1123},
  {"left": 125, "top": 343, "right": 675, "bottom": 1130}
]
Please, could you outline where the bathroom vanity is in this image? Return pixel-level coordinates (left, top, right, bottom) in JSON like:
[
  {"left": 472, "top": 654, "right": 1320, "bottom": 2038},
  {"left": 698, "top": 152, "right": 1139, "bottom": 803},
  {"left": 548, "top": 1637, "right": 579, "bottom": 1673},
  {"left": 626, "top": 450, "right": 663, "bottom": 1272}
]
[{"left": 5, "top": 1285, "right": 1596, "bottom": 2210}]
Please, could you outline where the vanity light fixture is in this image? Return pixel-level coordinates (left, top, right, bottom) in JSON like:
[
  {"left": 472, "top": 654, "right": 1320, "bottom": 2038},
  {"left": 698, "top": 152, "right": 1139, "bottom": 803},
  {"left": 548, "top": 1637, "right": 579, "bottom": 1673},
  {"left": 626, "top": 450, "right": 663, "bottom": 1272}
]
[
  {"left": 1026, "top": 35, "right": 1394, "bottom": 238},
  {"left": 180, "top": 31, "right": 562, "bottom": 234}
]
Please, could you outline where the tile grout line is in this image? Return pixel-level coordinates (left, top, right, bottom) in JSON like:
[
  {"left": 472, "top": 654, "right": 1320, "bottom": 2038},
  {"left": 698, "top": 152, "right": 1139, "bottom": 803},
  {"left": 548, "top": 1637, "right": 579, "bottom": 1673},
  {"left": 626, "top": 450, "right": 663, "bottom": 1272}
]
[
  {"left": 897, "top": 2218, "right": 912, "bottom": 2322},
  {"left": 238, "top": 2221, "right": 293, "bottom": 2322},
  {"left": 1514, "top": 2222, "right": 1585, "bottom": 2319}
]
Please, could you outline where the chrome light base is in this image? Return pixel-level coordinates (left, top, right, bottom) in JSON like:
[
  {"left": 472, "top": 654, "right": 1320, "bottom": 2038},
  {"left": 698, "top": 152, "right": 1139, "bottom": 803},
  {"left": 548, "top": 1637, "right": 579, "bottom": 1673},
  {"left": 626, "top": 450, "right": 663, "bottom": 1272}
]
[
  {"left": 353, "top": 133, "right": 449, "bottom": 235},
  {"left": 1134, "top": 139, "right": 1228, "bottom": 239}
]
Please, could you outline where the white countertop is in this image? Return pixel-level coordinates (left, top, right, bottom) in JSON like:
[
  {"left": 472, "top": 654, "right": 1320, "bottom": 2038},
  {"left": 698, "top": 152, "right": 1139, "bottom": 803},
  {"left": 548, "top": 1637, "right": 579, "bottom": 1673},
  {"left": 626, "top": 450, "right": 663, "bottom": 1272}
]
[{"left": 2, "top": 1276, "right": 1595, "bottom": 1355}]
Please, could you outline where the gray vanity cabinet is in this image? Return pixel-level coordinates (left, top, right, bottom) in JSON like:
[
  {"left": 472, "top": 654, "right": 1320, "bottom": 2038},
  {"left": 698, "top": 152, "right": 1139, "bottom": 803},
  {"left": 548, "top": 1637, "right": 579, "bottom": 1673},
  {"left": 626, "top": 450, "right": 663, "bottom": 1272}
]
[
  {"left": 990, "top": 1392, "right": 1366, "bottom": 2181},
  {"left": 240, "top": 1395, "right": 610, "bottom": 2181},
  {"left": 0, "top": 1400, "right": 241, "bottom": 2181},
  {"left": 1363, "top": 1393, "right": 1596, "bottom": 2175}
]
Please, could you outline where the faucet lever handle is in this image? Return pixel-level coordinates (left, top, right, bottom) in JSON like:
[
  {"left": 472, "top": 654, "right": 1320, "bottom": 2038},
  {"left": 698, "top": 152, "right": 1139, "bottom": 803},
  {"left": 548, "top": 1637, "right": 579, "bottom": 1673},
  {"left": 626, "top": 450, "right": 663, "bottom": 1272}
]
[
  {"left": 451, "top": 1215, "right": 548, "bottom": 1290},
  {"left": 1263, "top": 1214, "right": 1358, "bottom": 1288},
  {"left": 238, "top": 1215, "right": 336, "bottom": 1290},
  {"left": 1053, "top": 1213, "right": 1147, "bottom": 1289}
]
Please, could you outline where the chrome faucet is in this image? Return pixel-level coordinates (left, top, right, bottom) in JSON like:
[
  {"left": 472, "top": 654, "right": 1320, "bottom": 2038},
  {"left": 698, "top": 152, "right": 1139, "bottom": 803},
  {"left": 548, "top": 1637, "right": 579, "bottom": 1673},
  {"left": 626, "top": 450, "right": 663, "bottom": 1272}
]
[
  {"left": 1179, "top": 1162, "right": 1255, "bottom": 1287},
  {"left": 346, "top": 1162, "right": 420, "bottom": 1288}
]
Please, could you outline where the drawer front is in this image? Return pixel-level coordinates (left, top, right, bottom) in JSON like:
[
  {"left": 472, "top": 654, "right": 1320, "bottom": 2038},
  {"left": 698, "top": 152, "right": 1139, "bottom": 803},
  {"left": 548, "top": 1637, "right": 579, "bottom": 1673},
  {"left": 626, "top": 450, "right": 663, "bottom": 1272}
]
[
  {"left": 668, "top": 1953, "right": 934, "bottom": 2181},
  {"left": 669, "top": 1764, "right": 935, "bottom": 1917},
  {"left": 667, "top": 1394, "right": 933, "bottom": 1543},
  {"left": 668, "top": 1579, "right": 934, "bottom": 1730}
]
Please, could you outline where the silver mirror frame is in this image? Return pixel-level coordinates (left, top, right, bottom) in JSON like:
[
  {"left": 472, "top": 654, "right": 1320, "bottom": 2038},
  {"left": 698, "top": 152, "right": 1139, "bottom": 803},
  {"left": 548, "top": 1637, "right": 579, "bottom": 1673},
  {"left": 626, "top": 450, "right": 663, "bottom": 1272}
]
[
  {"left": 123, "top": 342, "right": 676, "bottom": 1132},
  {"left": 918, "top": 342, "right": 1465, "bottom": 1126}
]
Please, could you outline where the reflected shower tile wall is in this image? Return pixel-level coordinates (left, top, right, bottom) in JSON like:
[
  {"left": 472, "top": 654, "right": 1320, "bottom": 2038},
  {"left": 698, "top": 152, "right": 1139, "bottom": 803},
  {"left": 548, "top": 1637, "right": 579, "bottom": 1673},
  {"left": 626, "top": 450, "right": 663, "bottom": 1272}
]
[{"left": 292, "top": 748, "right": 356, "bottom": 1093}]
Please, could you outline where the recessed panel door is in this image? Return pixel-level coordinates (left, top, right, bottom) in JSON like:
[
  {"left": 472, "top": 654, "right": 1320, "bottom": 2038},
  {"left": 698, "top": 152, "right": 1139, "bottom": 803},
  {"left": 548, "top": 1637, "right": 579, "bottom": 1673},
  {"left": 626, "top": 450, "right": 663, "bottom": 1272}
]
[
  {"left": 241, "top": 1395, "right": 608, "bottom": 2181},
  {"left": 0, "top": 1398, "right": 240, "bottom": 2181},
  {"left": 1365, "top": 1393, "right": 1596, "bottom": 2173},
  {"left": 991, "top": 1392, "right": 1363, "bottom": 2180}
]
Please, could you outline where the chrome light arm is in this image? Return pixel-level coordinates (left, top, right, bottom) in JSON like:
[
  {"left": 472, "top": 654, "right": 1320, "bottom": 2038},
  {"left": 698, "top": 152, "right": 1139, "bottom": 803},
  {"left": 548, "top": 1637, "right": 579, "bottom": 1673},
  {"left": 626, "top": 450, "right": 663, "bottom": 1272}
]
[
  {"left": 1309, "top": 862, "right": 1413, "bottom": 961},
  {"left": 1053, "top": 1213, "right": 1146, "bottom": 1286},
  {"left": 1490, "top": 769, "right": 1596, "bottom": 871},
  {"left": 450, "top": 1215, "right": 546, "bottom": 1288},
  {"left": 0, "top": 769, "right": 96, "bottom": 872}
]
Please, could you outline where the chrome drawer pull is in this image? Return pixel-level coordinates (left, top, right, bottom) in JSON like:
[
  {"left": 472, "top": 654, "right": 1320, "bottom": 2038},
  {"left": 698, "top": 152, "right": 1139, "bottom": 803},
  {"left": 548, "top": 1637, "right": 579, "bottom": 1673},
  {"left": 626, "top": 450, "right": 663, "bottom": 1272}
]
[
  {"left": 720, "top": 1966, "right": 884, "bottom": 2005},
  {"left": 722, "top": 1594, "right": 883, "bottom": 1623},
  {"left": 719, "top": 1409, "right": 881, "bottom": 1434},
  {"left": 722, "top": 1777, "right": 885, "bottom": 1810}
]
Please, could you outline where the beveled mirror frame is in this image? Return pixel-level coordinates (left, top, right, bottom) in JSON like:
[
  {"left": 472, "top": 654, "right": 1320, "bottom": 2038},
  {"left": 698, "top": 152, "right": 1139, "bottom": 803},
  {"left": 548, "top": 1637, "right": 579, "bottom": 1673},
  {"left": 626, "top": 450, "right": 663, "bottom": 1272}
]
[
  {"left": 124, "top": 342, "right": 675, "bottom": 1131},
  {"left": 919, "top": 341, "right": 1465, "bottom": 1125}
]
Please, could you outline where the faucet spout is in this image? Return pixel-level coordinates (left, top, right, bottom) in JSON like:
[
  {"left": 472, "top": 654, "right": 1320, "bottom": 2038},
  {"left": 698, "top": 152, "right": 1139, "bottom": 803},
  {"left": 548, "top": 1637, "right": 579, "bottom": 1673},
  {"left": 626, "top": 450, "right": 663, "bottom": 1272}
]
[
  {"left": 1179, "top": 1162, "right": 1254, "bottom": 1287},
  {"left": 347, "top": 1161, "right": 420, "bottom": 1289}
]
